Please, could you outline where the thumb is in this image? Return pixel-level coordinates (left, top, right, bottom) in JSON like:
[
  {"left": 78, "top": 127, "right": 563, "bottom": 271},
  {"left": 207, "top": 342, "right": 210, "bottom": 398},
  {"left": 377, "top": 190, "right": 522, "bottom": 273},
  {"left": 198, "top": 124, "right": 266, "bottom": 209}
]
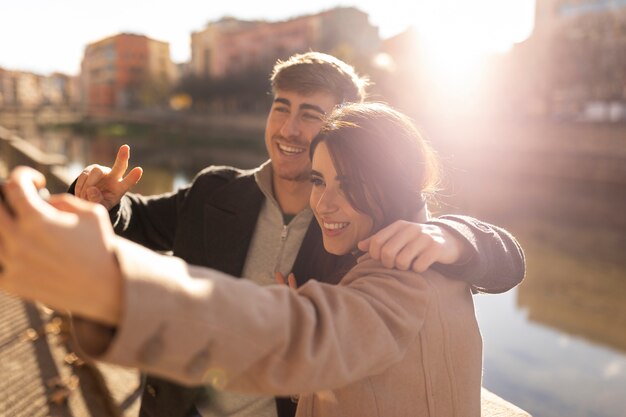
[
  {"left": 47, "top": 193, "right": 103, "bottom": 215},
  {"left": 5, "top": 166, "right": 50, "bottom": 217},
  {"left": 357, "top": 237, "right": 371, "bottom": 252}
]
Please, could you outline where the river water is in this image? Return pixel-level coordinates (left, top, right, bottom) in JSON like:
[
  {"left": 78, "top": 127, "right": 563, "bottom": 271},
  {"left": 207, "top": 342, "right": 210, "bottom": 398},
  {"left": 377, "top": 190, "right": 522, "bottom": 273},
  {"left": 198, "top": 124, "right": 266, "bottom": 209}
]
[{"left": 19, "top": 124, "right": 626, "bottom": 417}]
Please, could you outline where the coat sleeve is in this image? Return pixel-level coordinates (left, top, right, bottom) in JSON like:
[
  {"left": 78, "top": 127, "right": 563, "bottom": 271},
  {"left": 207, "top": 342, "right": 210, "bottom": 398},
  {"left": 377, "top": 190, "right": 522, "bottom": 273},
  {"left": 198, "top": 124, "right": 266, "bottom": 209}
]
[
  {"left": 68, "top": 167, "right": 232, "bottom": 252},
  {"left": 428, "top": 214, "right": 525, "bottom": 294},
  {"left": 67, "top": 176, "right": 182, "bottom": 251},
  {"left": 109, "top": 190, "right": 182, "bottom": 251},
  {"left": 72, "top": 237, "right": 430, "bottom": 395}
]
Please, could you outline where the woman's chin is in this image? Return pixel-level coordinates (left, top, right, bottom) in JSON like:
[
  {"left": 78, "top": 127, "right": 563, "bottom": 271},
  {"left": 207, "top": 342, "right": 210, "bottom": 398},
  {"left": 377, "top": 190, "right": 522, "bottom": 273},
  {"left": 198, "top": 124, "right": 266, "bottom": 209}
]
[{"left": 322, "top": 239, "right": 352, "bottom": 256}]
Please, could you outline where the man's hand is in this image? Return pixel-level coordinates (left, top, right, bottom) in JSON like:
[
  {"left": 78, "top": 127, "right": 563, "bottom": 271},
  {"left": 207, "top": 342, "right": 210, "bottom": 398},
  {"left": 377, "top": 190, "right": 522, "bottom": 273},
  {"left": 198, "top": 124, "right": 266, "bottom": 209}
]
[
  {"left": 0, "top": 166, "right": 123, "bottom": 326},
  {"left": 358, "top": 220, "right": 469, "bottom": 273},
  {"left": 75, "top": 144, "right": 143, "bottom": 210}
]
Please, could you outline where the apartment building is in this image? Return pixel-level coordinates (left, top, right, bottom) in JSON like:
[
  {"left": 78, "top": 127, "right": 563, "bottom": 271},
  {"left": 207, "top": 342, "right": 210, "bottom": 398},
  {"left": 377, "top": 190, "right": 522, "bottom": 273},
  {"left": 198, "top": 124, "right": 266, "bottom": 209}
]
[
  {"left": 527, "top": 0, "right": 626, "bottom": 120},
  {"left": 81, "top": 33, "right": 177, "bottom": 113},
  {"left": 190, "top": 7, "right": 379, "bottom": 79},
  {"left": 0, "top": 69, "right": 44, "bottom": 109}
]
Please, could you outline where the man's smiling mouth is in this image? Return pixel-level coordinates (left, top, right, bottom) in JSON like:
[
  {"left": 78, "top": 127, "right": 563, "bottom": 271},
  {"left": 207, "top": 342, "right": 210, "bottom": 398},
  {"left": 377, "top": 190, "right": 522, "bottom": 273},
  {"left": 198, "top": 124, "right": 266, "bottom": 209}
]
[{"left": 277, "top": 142, "right": 306, "bottom": 156}]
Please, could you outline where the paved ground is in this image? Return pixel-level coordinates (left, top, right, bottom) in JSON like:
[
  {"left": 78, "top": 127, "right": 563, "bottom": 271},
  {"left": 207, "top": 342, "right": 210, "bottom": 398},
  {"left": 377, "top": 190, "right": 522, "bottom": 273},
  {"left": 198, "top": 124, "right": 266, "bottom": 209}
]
[{"left": 0, "top": 293, "right": 141, "bottom": 417}]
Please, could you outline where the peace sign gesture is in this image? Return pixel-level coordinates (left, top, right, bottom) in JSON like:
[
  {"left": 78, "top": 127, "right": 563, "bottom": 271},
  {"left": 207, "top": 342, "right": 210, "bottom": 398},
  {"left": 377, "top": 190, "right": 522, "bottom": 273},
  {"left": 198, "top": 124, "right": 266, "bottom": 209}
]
[{"left": 74, "top": 145, "right": 143, "bottom": 210}]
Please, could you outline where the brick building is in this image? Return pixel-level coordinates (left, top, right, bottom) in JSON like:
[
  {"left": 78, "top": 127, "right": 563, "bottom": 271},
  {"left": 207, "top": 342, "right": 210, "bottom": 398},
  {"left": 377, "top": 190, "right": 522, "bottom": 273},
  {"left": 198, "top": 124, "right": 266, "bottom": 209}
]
[
  {"left": 81, "top": 33, "right": 177, "bottom": 113},
  {"left": 190, "top": 7, "right": 379, "bottom": 79}
]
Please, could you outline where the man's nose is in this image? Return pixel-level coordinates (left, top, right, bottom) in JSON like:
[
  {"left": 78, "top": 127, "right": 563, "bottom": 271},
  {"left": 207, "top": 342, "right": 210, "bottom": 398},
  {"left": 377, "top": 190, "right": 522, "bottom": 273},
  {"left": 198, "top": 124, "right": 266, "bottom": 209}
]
[{"left": 280, "top": 114, "right": 301, "bottom": 138}]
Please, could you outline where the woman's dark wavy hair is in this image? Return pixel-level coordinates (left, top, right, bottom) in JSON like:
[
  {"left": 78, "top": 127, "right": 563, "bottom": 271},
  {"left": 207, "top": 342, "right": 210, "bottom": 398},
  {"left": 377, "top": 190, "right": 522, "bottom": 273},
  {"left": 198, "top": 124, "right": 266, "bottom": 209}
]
[{"left": 310, "top": 102, "right": 440, "bottom": 231}]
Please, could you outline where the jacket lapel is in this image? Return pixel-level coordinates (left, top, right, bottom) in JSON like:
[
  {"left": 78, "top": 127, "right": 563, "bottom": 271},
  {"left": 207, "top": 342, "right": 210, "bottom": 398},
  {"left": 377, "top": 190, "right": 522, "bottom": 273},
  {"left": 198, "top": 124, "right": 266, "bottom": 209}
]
[{"left": 203, "top": 174, "right": 264, "bottom": 277}]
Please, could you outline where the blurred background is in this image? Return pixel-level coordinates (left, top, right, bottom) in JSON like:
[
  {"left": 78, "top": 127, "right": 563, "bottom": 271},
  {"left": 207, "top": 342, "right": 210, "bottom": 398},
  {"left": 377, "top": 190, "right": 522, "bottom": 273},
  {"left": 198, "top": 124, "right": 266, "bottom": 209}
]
[{"left": 1, "top": 1, "right": 625, "bottom": 416}]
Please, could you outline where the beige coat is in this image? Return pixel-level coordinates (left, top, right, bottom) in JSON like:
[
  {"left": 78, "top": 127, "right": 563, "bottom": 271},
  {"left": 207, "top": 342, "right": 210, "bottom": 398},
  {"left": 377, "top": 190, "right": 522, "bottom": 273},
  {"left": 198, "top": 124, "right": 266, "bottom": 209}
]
[{"left": 74, "top": 237, "right": 483, "bottom": 417}]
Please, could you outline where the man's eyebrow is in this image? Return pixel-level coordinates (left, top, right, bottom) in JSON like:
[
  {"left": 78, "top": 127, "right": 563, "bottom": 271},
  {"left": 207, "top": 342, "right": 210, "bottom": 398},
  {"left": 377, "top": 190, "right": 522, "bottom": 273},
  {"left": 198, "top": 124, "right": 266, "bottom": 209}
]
[
  {"left": 300, "top": 103, "right": 326, "bottom": 115},
  {"left": 274, "top": 97, "right": 291, "bottom": 106},
  {"left": 274, "top": 97, "right": 326, "bottom": 115}
]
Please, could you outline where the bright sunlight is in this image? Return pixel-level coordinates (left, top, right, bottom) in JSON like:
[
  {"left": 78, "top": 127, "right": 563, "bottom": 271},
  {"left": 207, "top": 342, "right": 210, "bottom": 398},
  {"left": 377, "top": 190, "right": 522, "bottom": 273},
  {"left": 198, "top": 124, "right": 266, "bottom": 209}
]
[{"left": 397, "top": 0, "right": 535, "bottom": 92}]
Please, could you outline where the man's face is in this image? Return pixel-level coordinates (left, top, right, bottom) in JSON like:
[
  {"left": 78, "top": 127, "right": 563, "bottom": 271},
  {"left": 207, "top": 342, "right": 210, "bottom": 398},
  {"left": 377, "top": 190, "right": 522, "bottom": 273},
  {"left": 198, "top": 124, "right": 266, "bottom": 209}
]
[{"left": 265, "top": 89, "right": 338, "bottom": 182}]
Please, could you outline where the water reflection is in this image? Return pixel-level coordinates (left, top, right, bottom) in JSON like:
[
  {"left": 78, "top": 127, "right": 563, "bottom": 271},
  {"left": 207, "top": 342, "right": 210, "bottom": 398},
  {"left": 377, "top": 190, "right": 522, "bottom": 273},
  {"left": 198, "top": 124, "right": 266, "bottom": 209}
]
[
  {"left": 446, "top": 164, "right": 626, "bottom": 416},
  {"left": 25, "top": 126, "right": 266, "bottom": 195},
  {"left": 519, "top": 238, "right": 626, "bottom": 354},
  {"left": 15, "top": 125, "right": 626, "bottom": 417},
  {"left": 477, "top": 287, "right": 626, "bottom": 417}
]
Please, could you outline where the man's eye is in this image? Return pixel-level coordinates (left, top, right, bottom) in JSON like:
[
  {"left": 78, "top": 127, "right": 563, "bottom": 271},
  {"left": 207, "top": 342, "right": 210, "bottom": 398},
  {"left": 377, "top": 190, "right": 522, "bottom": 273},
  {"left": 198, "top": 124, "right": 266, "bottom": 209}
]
[
  {"left": 302, "top": 112, "right": 322, "bottom": 121},
  {"left": 274, "top": 107, "right": 289, "bottom": 113}
]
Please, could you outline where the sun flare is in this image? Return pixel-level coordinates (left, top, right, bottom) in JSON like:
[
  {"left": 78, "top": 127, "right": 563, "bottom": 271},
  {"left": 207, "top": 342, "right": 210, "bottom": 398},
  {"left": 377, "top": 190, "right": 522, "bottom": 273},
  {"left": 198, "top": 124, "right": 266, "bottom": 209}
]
[{"left": 390, "top": 0, "right": 535, "bottom": 89}]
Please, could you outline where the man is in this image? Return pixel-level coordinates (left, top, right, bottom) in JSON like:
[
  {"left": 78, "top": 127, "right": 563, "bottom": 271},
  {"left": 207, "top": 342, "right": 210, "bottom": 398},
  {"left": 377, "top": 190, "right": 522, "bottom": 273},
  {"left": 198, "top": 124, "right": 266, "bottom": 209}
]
[{"left": 71, "top": 52, "right": 524, "bottom": 417}]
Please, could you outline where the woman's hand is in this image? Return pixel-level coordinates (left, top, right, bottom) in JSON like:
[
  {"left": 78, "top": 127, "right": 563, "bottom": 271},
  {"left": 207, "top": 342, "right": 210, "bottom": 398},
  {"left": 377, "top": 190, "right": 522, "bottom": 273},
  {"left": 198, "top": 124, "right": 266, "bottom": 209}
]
[
  {"left": 0, "top": 166, "right": 123, "bottom": 326},
  {"left": 357, "top": 220, "right": 469, "bottom": 273},
  {"left": 275, "top": 272, "right": 298, "bottom": 289}
]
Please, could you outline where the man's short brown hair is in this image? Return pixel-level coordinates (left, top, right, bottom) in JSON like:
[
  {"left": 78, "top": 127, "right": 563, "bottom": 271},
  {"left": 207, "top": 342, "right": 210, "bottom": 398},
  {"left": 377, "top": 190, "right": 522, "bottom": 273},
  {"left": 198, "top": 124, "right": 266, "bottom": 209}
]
[{"left": 270, "top": 52, "right": 369, "bottom": 103}]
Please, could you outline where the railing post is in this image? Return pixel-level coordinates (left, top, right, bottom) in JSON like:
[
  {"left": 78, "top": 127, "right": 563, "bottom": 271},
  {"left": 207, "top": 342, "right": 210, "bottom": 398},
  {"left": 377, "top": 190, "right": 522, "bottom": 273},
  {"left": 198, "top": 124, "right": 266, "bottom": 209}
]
[{"left": 0, "top": 125, "right": 71, "bottom": 192}]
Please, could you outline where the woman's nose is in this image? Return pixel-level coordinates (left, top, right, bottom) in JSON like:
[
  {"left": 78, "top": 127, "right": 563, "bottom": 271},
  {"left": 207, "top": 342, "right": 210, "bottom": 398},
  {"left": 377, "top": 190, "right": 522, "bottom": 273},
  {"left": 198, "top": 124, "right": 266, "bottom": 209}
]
[{"left": 316, "top": 188, "right": 338, "bottom": 214}]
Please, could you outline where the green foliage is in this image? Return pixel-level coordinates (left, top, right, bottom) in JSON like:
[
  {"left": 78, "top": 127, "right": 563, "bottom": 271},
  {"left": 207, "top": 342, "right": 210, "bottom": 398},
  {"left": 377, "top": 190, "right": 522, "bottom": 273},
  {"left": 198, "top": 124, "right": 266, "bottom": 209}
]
[{"left": 175, "top": 67, "right": 273, "bottom": 113}]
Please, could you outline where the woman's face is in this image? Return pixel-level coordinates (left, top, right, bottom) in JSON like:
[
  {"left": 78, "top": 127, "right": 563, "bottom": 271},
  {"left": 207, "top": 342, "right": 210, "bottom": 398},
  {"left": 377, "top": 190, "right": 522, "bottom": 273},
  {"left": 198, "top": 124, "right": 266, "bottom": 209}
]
[{"left": 310, "top": 142, "right": 374, "bottom": 255}]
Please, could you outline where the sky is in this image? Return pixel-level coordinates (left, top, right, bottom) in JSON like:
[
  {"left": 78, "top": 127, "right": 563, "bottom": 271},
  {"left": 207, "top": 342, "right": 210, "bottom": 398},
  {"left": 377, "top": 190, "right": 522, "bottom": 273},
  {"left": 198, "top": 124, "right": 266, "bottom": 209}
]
[{"left": 0, "top": 0, "right": 535, "bottom": 76}]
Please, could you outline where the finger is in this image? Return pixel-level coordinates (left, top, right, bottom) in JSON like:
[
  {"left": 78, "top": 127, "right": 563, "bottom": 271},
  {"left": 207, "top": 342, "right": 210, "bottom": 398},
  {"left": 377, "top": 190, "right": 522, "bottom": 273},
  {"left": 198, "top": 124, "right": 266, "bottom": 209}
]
[
  {"left": 80, "top": 166, "right": 107, "bottom": 199},
  {"left": 394, "top": 236, "right": 431, "bottom": 271},
  {"left": 379, "top": 233, "right": 416, "bottom": 269},
  {"left": 287, "top": 273, "right": 298, "bottom": 289},
  {"left": 86, "top": 186, "right": 104, "bottom": 204},
  {"left": 356, "top": 251, "right": 370, "bottom": 263},
  {"left": 0, "top": 236, "right": 6, "bottom": 267},
  {"left": 412, "top": 247, "right": 439, "bottom": 273},
  {"left": 75, "top": 169, "right": 90, "bottom": 198},
  {"left": 357, "top": 236, "right": 371, "bottom": 252},
  {"left": 5, "top": 167, "right": 51, "bottom": 218},
  {"left": 110, "top": 145, "right": 131, "bottom": 178},
  {"left": 120, "top": 166, "right": 143, "bottom": 192},
  {"left": 362, "top": 222, "right": 403, "bottom": 261},
  {"left": 275, "top": 271, "right": 287, "bottom": 285},
  {"left": 48, "top": 193, "right": 105, "bottom": 216},
  {"left": 0, "top": 202, "right": 16, "bottom": 240},
  {"left": 75, "top": 164, "right": 103, "bottom": 198}
]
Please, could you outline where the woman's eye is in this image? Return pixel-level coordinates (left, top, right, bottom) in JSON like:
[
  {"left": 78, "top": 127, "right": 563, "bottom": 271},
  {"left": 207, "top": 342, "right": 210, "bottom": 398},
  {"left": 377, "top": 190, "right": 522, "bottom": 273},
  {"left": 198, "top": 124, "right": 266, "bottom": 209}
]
[
  {"left": 310, "top": 177, "right": 324, "bottom": 186},
  {"left": 274, "top": 106, "right": 289, "bottom": 113}
]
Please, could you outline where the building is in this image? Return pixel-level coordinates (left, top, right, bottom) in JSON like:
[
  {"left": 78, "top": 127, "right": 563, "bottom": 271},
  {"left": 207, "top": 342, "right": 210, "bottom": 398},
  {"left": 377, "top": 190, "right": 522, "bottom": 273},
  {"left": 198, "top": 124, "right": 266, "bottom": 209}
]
[
  {"left": 81, "top": 33, "right": 177, "bottom": 113},
  {"left": 523, "top": 0, "right": 626, "bottom": 120},
  {"left": 0, "top": 69, "right": 44, "bottom": 109},
  {"left": 190, "top": 7, "right": 379, "bottom": 79}
]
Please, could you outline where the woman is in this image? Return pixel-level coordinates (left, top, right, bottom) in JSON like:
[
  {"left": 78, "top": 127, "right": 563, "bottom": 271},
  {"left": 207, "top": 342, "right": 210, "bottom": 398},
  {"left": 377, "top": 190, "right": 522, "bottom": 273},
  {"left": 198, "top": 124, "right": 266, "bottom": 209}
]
[
  {"left": 282, "top": 102, "right": 483, "bottom": 415},
  {"left": 0, "top": 103, "right": 482, "bottom": 417}
]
